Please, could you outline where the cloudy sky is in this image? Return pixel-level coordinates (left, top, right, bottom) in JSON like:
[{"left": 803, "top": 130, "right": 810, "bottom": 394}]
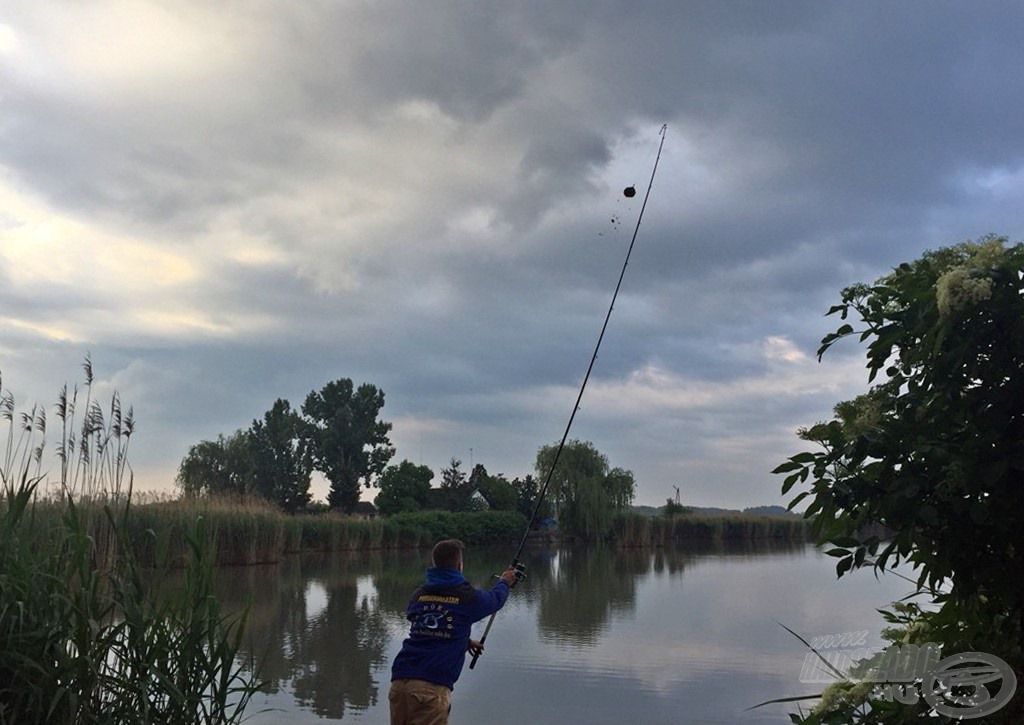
[{"left": 2, "top": 1, "right": 1023, "bottom": 509}]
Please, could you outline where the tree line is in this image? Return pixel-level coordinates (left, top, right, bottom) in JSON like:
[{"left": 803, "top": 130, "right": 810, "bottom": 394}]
[
  {"left": 176, "top": 379, "right": 637, "bottom": 537},
  {"left": 177, "top": 379, "right": 392, "bottom": 514}
]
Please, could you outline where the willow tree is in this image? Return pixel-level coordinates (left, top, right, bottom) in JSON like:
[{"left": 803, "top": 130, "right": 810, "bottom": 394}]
[
  {"left": 776, "top": 236, "right": 1024, "bottom": 722},
  {"left": 176, "top": 431, "right": 253, "bottom": 499},
  {"left": 536, "top": 439, "right": 636, "bottom": 539}
]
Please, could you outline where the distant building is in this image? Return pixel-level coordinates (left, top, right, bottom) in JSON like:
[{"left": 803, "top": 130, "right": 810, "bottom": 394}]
[
  {"left": 469, "top": 489, "right": 489, "bottom": 509},
  {"left": 352, "top": 501, "right": 378, "bottom": 520},
  {"left": 419, "top": 487, "right": 491, "bottom": 512}
]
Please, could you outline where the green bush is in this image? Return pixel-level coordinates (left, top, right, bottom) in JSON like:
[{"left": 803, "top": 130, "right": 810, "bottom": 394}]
[
  {"left": 776, "top": 238, "right": 1024, "bottom": 723},
  {"left": 387, "top": 510, "right": 527, "bottom": 545}
]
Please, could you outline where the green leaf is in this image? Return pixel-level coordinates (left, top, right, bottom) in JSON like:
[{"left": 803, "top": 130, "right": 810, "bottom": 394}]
[
  {"left": 772, "top": 460, "right": 802, "bottom": 474},
  {"left": 854, "top": 546, "right": 866, "bottom": 568},
  {"left": 781, "top": 471, "right": 802, "bottom": 494},
  {"left": 790, "top": 452, "right": 817, "bottom": 464},
  {"left": 873, "top": 547, "right": 893, "bottom": 572},
  {"left": 786, "top": 491, "right": 811, "bottom": 510}
]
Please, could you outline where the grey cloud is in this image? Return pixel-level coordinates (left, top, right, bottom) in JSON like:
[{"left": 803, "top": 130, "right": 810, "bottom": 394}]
[
  {"left": 4, "top": 1, "right": 1024, "bottom": 506},
  {"left": 289, "top": 1, "right": 594, "bottom": 122}
]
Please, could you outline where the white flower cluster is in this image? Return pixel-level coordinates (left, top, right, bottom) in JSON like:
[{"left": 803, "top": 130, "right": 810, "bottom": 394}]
[
  {"left": 968, "top": 236, "right": 1007, "bottom": 267},
  {"left": 935, "top": 267, "right": 993, "bottom": 317},
  {"left": 811, "top": 680, "right": 873, "bottom": 715}
]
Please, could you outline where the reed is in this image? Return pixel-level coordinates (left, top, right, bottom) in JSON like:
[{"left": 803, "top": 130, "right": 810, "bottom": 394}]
[
  {"left": 611, "top": 511, "right": 654, "bottom": 547},
  {"left": 0, "top": 362, "right": 261, "bottom": 724},
  {"left": 612, "top": 511, "right": 809, "bottom": 547},
  {"left": 119, "top": 496, "right": 440, "bottom": 564},
  {"left": 297, "top": 510, "right": 380, "bottom": 552}
]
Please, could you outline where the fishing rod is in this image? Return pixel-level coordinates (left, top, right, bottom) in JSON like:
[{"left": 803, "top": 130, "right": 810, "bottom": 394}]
[{"left": 470, "top": 123, "right": 668, "bottom": 669}]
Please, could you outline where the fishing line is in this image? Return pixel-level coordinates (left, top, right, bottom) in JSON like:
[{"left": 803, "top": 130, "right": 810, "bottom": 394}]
[{"left": 470, "top": 123, "right": 668, "bottom": 670}]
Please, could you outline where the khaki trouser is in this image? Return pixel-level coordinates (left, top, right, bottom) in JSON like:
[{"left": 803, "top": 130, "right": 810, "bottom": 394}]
[{"left": 389, "top": 678, "right": 452, "bottom": 725}]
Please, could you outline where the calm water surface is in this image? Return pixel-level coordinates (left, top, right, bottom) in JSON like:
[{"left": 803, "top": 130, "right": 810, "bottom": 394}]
[{"left": 212, "top": 541, "right": 913, "bottom": 724}]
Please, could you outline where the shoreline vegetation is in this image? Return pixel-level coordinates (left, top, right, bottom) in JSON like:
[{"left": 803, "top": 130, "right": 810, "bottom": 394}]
[
  {"left": 1, "top": 360, "right": 263, "bottom": 723},
  {"left": 0, "top": 360, "right": 805, "bottom": 722},
  {"left": 21, "top": 495, "right": 810, "bottom": 568}
]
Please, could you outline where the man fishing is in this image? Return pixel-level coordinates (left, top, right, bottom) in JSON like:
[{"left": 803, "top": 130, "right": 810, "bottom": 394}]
[{"left": 389, "top": 539, "right": 521, "bottom": 725}]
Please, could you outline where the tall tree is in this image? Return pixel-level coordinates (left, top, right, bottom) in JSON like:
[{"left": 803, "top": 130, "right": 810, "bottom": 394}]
[
  {"left": 535, "top": 439, "right": 636, "bottom": 538},
  {"left": 511, "top": 474, "right": 551, "bottom": 522},
  {"left": 604, "top": 467, "right": 636, "bottom": 512},
  {"left": 301, "top": 379, "right": 394, "bottom": 513},
  {"left": 439, "top": 458, "right": 473, "bottom": 511},
  {"left": 248, "top": 399, "right": 312, "bottom": 513},
  {"left": 373, "top": 460, "right": 434, "bottom": 515}
]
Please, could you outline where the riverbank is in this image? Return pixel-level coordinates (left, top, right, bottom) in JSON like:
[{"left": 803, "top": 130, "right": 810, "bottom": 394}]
[
  {"left": 123, "top": 498, "right": 529, "bottom": 566},
  {"left": 130, "top": 499, "right": 809, "bottom": 565},
  {"left": 7, "top": 495, "right": 809, "bottom": 567}
]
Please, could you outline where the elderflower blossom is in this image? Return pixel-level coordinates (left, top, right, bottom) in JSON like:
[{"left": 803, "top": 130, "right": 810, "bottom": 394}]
[
  {"left": 935, "top": 267, "right": 993, "bottom": 317},
  {"left": 811, "top": 680, "right": 874, "bottom": 715},
  {"left": 967, "top": 236, "right": 1007, "bottom": 268}
]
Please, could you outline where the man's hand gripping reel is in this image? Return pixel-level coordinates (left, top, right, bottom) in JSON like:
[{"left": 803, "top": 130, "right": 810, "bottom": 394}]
[{"left": 468, "top": 559, "right": 526, "bottom": 669}]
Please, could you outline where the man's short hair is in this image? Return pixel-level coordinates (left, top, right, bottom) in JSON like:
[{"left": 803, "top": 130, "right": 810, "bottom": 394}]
[{"left": 432, "top": 539, "right": 465, "bottom": 569}]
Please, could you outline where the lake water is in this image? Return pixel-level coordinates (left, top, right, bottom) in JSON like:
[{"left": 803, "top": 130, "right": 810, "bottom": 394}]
[{"left": 212, "top": 541, "right": 914, "bottom": 724}]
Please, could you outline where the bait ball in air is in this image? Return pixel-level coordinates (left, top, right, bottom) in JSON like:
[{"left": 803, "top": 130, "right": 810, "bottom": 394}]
[{"left": 623, "top": 186, "right": 636, "bottom": 198}]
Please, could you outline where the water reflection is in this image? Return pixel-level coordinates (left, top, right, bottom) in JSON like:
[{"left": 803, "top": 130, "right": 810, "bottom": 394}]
[
  {"left": 214, "top": 553, "right": 423, "bottom": 719},
  {"left": 209, "top": 540, "right": 893, "bottom": 723},
  {"left": 530, "top": 541, "right": 804, "bottom": 649},
  {"left": 536, "top": 546, "right": 644, "bottom": 646}
]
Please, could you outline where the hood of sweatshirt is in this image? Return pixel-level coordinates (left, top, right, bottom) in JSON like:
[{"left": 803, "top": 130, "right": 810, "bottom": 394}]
[{"left": 425, "top": 567, "right": 466, "bottom": 588}]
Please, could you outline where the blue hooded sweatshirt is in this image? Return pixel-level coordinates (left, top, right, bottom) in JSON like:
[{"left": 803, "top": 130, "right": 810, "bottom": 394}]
[{"left": 390, "top": 567, "right": 510, "bottom": 690}]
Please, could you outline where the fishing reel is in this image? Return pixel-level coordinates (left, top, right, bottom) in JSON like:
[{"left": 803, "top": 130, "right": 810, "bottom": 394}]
[
  {"left": 511, "top": 560, "right": 527, "bottom": 587},
  {"left": 493, "top": 560, "right": 527, "bottom": 588}
]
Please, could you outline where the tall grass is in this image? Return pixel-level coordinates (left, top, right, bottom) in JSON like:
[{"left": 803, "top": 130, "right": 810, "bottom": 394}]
[
  {"left": 0, "top": 361, "right": 260, "bottom": 724},
  {"left": 14, "top": 494, "right": 521, "bottom": 569},
  {"left": 126, "top": 496, "right": 292, "bottom": 566},
  {"left": 612, "top": 511, "right": 810, "bottom": 547},
  {"left": 113, "top": 502, "right": 531, "bottom": 565},
  {"left": 119, "top": 497, "right": 434, "bottom": 565}
]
